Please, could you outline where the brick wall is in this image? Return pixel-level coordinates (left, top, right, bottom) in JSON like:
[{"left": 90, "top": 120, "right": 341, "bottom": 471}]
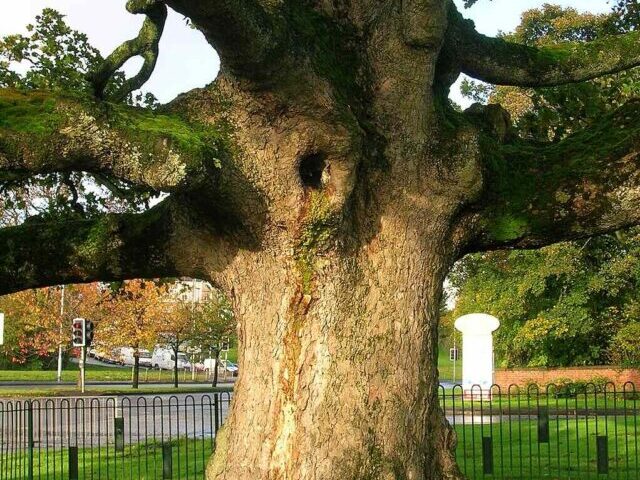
[{"left": 494, "top": 366, "right": 640, "bottom": 388}]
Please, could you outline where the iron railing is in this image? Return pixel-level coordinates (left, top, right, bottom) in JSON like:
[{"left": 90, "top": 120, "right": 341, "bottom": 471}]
[
  {"left": 442, "top": 382, "right": 639, "bottom": 479},
  {"left": 0, "top": 393, "right": 231, "bottom": 480},
  {"left": 0, "top": 382, "right": 638, "bottom": 479}
]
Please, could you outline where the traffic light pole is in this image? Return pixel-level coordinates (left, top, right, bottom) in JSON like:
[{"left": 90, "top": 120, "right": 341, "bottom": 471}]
[{"left": 79, "top": 345, "right": 86, "bottom": 393}]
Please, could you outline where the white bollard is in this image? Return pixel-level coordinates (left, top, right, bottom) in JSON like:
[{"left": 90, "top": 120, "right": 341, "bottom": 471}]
[{"left": 454, "top": 313, "right": 500, "bottom": 400}]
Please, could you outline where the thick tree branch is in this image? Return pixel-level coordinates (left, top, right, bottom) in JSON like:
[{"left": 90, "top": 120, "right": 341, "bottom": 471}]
[
  {"left": 0, "top": 89, "right": 220, "bottom": 191},
  {"left": 447, "top": 6, "right": 640, "bottom": 87},
  {"left": 88, "top": 0, "right": 167, "bottom": 101},
  {"left": 464, "top": 100, "right": 640, "bottom": 252},
  {"left": 163, "top": 0, "right": 285, "bottom": 79},
  {"left": 0, "top": 202, "right": 178, "bottom": 295}
]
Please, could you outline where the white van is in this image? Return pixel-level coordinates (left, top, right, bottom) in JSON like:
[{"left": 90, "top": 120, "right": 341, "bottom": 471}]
[
  {"left": 151, "top": 347, "right": 192, "bottom": 371},
  {"left": 118, "top": 348, "right": 153, "bottom": 368}
]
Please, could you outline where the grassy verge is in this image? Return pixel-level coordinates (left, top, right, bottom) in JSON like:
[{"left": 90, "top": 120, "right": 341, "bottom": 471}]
[
  {"left": 0, "top": 438, "right": 213, "bottom": 480},
  {"left": 2, "top": 418, "right": 637, "bottom": 479},
  {"left": 454, "top": 416, "right": 640, "bottom": 478},
  {"left": 439, "top": 389, "right": 640, "bottom": 413},
  {"left": 0, "top": 364, "right": 236, "bottom": 384},
  {"left": 438, "top": 347, "right": 460, "bottom": 383}
]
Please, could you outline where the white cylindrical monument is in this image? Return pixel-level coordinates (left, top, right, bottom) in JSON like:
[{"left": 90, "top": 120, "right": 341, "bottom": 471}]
[{"left": 454, "top": 313, "right": 500, "bottom": 398}]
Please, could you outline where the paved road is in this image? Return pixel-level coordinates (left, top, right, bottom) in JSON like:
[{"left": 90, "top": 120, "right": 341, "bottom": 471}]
[{"left": 0, "top": 392, "right": 233, "bottom": 449}]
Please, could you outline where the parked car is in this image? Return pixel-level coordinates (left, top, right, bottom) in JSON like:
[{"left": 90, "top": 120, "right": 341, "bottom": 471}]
[
  {"left": 203, "top": 358, "right": 238, "bottom": 376},
  {"left": 108, "top": 347, "right": 125, "bottom": 365},
  {"left": 192, "top": 361, "right": 206, "bottom": 372},
  {"left": 117, "top": 348, "right": 153, "bottom": 368},
  {"left": 219, "top": 359, "right": 239, "bottom": 377},
  {"left": 138, "top": 350, "right": 153, "bottom": 368},
  {"left": 92, "top": 345, "right": 111, "bottom": 363},
  {"left": 151, "top": 347, "right": 192, "bottom": 371}
]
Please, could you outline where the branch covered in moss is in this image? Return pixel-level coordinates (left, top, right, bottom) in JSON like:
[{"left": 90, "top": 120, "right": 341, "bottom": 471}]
[
  {"left": 464, "top": 100, "right": 640, "bottom": 252},
  {"left": 0, "top": 89, "right": 223, "bottom": 191},
  {"left": 88, "top": 0, "right": 167, "bottom": 101},
  {"left": 447, "top": 5, "right": 640, "bottom": 87},
  {"left": 0, "top": 201, "right": 178, "bottom": 295}
]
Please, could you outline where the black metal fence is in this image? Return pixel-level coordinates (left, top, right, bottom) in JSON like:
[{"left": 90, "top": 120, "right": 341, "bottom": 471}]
[
  {"left": 441, "top": 382, "right": 640, "bottom": 479},
  {"left": 1, "top": 383, "right": 638, "bottom": 479},
  {"left": 0, "top": 393, "right": 232, "bottom": 480}
]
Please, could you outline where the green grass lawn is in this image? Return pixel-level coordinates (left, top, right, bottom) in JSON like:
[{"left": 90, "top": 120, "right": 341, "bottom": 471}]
[
  {"left": 438, "top": 347, "right": 461, "bottom": 383},
  {"left": 0, "top": 362, "right": 236, "bottom": 384},
  {"left": 439, "top": 388, "right": 640, "bottom": 413},
  {"left": 0, "top": 438, "right": 212, "bottom": 480},
  {"left": 2, "top": 418, "right": 636, "bottom": 479},
  {"left": 454, "top": 416, "right": 640, "bottom": 479}
]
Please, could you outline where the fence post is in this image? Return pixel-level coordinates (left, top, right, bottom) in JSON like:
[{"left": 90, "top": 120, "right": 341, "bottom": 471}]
[
  {"left": 597, "top": 436, "right": 609, "bottom": 474},
  {"left": 114, "top": 417, "right": 125, "bottom": 453},
  {"left": 69, "top": 446, "right": 79, "bottom": 480},
  {"left": 214, "top": 393, "right": 220, "bottom": 432},
  {"left": 27, "top": 401, "right": 34, "bottom": 480},
  {"left": 537, "top": 406, "right": 549, "bottom": 443},
  {"left": 482, "top": 436, "right": 494, "bottom": 474},
  {"left": 162, "top": 443, "right": 173, "bottom": 479}
]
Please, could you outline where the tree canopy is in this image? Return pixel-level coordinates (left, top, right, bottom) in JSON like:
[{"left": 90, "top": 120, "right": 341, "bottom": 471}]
[
  {"left": 447, "top": 230, "right": 640, "bottom": 367},
  {"left": 448, "top": 2, "right": 640, "bottom": 369}
]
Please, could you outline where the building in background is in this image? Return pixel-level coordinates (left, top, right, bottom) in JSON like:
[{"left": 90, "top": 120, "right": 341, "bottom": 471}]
[{"left": 170, "top": 278, "right": 215, "bottom": 304}]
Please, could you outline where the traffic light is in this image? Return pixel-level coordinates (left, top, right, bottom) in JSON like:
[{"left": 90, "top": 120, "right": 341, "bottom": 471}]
[
  {"left": 85, "top": 320, "right": 95, "bottom": 346},
  {"left": 72, "top": 318, "right": 86, "bottom": 347}
]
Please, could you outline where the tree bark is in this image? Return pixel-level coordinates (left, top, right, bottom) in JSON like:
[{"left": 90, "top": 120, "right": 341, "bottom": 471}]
[{"left": 207, "top": 211, "right": 462, "bottom": 479}]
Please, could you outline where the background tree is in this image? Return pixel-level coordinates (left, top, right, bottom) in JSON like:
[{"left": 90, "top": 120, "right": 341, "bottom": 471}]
[
  {"left": 446, "top": 230, "right": 640, "bottom": 367},
  {"left": 97, "top": 279, "right": 168, "bottom": 388},
  {"left": 448, "top": 4, "right": 640, "bottom": 369},
  {"left": 189, "top": 290, "right": 236, "bottom": 387},
  {"left": 0, "top": 283, "right": 103, "bottom": 369},
  {"left": 0, "top": 287, "right": 65, "bottom": 368},
  {"left": 3, "top": 1, "right": 640, "bottom": 477},
  {"left": 608, "top": 322, "right": 640, "bottom": 367},
  {"left": 158, "top": 300, "right": 196, "bottom": 388}
]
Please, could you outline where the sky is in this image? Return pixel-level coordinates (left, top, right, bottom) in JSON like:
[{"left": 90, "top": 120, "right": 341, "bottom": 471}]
[{"left": 1, "top": 0, "right": 613, "bottom": 104}]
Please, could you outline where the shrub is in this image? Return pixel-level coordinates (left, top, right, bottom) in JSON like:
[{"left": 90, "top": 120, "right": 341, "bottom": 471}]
[{"left": 609, "top": 323, "right": 640, "bottom": 367}]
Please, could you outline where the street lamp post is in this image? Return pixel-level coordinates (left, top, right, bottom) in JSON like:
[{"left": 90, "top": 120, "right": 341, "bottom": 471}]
[{"left": 56, "top": 285, "right": 65, "bottom": 383}]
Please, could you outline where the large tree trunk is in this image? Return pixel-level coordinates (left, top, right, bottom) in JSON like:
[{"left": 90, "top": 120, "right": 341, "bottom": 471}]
[
  {"left": 206, "top": 193, "right": 463, "bottom": 478},
  {"left": 182, "top": 13, "right": 476, "bottom": 471}
]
